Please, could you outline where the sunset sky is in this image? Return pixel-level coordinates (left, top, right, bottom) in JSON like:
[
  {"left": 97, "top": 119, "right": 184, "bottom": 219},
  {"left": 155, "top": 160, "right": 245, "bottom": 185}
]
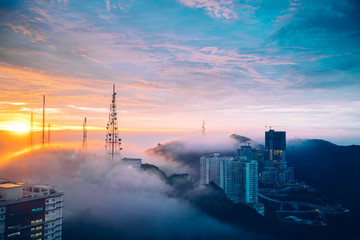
[{"left": 0, "top": 0, "right": 359, "bottom": 144}]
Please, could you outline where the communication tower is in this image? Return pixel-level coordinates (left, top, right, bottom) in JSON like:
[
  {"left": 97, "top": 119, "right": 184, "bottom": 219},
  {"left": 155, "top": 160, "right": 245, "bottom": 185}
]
[
  {"left": 201, "top": 120, "right": 206, "bottom": 135},
  {"left": 82, "top": 117, "right": 88, "bottom": 151},
  {"left": 40, "top": 95, "right": 46, "bottom": 146},
  {"left": 105, "top": 84, "right": 122, "bottom": 160}
]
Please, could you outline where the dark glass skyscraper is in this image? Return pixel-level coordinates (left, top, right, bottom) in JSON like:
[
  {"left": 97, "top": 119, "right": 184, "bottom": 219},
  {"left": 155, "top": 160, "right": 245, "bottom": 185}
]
[
  {"left": 265, "top": 130, "right": 286, "bottom": 169},
  {"left": 261, "top": 130, "right": 294, "bottom": 185}
]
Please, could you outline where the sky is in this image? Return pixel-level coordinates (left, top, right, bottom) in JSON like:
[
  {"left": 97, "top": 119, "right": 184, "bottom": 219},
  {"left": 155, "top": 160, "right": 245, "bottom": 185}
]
[{"left": 0, "top": 0, "right": 360, "bottom": 145}]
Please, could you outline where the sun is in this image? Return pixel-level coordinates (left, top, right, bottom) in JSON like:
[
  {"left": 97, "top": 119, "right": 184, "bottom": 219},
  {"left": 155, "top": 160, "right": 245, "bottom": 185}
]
[{"left": 0, "top": 122, "right": 31, "bottom": 133}]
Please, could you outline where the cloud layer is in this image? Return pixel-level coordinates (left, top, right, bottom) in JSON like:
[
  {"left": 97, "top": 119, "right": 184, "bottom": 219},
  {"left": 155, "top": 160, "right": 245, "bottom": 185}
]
[{"left": 0, "top": 148, "right": 272, "bottom": 240}]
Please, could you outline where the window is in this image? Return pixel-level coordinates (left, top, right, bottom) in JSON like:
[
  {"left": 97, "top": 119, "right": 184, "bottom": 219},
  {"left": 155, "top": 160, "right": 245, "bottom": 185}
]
[
  {"left": 31, "top": 226, "right": 42, "bottom": 231},
  {"left": 7, "top": 225, "right": 20, "bottom": 230},
  {"left": 32, "top": 207, "right": 43, "bottom": 212},
  {"left": 30, "top": 232, "right": 42, "bottom": 238},
  {"left": 7, "top": 231, "right": 20, "bottom": 237},
  {"left": 31, "top": 219, "right": 43, "bottom": 224}
]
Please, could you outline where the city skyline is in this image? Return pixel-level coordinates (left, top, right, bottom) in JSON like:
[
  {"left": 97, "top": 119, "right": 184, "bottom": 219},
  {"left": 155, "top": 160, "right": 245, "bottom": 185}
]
[{"left": 0, "top": 0, "right": 360, "bottom": 145}]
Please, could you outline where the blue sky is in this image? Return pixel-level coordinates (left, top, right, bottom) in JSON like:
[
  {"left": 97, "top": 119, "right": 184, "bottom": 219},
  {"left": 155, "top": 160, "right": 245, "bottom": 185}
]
[{"left": 0, "top": 0, "right": 359, "bottom": 144}]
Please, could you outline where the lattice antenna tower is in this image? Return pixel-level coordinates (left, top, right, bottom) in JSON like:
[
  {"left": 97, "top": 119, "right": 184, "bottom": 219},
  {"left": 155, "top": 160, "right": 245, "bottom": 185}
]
[
  {"left": 40, "top": 95, "right": 47, "bottom": 146},
  {"left": 105, "top": 84, "right": 122, "bottom": 160},
  {"left": 82, "top": 117, "right": 88, "bottom": 151},
  {"left": 201, "top": 120, "right": 206, "bottom": 135}
]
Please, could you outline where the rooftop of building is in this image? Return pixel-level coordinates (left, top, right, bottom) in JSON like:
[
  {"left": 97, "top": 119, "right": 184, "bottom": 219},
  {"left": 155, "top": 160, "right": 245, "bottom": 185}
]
[
  {"left": 0, "top": 178, "right": 63, "bottom": 204},
  {"left": 122, "top": 158, "right": 142, "bottom": 161},
  {"left": 0, "top": 183, "right": 23, "bottom": 189}
]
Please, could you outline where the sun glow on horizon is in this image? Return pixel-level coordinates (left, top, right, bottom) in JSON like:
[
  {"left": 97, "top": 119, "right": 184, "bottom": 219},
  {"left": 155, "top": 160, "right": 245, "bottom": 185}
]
[{"left": 0, "top": 122, "right": 31, "bottom": 133}]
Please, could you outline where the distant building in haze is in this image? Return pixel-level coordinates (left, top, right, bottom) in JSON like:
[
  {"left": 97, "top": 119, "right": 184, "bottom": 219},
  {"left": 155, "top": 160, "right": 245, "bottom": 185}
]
[
  {"left": 261, "top": 129, "right": 294, "bottom": 185},
  {"left": 200, "top": 153, "right": 223, "bottom": 186},
  {"left": 218, "top": 156, "right": 240, "bottom": 203},
  {"left": 237, "top": 145, "right": 252, "bottom": 161},
  {"left": 0, "top": 178, "right": 63, "bottom": 240},
  {"left": 122, "top": 158, "right": 142, "bottom": 170},
  {"left": 240, "top": 160, "right": 258, "bottom": 203},
  {"left": 200, "top": 151, "right": 264, "bottom": 215}
]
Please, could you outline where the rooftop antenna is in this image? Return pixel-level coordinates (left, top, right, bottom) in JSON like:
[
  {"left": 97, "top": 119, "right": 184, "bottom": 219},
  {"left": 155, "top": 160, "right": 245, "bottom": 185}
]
[
  {"left": 41, "top": 95, "right": 46, "bottom": 146},
  {"left": 82, "top": 117, "right": 87, "bottom": 151},
  {"left": 48, "top": 123, "right": 51, "bottom": 145},
  {"left": 30, "top": 113, "right": 33, "bottom": 148},
  {"left": 105, "top": 84, "right": 122, "bottom": 160},
  {"left": 265, "top": 126, "right": 287, "bottom": 131},
  {"left": 201, "top": 120, "right": 206, "bottom": 135}
]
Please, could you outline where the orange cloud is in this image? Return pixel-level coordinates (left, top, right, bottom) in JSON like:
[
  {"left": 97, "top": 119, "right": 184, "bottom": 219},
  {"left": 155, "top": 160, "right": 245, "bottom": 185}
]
[{"left": 5, "top": 23, "right": 46, "bottom": 42}]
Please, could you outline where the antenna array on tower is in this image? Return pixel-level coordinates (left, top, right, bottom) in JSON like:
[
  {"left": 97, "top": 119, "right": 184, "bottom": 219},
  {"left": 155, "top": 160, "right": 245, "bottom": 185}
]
[
  {"left": 105, "top": 84, "right": 122, "bottom": 160},
  {"left": 83, "top": 117, "right": 88, "bottom": 151},
  {"left": 201, "top": 120, "right": 206, "bottom": 135}
]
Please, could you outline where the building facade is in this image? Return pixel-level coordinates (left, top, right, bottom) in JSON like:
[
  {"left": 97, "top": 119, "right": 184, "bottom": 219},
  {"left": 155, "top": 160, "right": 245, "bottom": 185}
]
[
  {"left": 0, "top": 179, "right": 63, "bottom": 240},
  {"left": 200, "top": 153, "right": 226, "bottom": 186},
  {"left": 261, "top": 129, "right": 294, "bottom": 185},
  {"left": 200, "top": 152, "right": 262, "bottom": 209},
  {"left": 240, "top": 160, "right": 258, "bottom": 203},
  {"left": 237, "top": 145, "right": 253, "bottom": 161},
  {"left": 219, "top": 158, "right": 240, "bottom": 203}
]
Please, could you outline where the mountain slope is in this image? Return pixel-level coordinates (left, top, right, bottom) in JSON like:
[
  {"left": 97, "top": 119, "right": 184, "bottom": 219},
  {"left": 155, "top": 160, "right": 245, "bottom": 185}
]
[{"left": 287, "top": 139, "right": 360, "bottom": 213}]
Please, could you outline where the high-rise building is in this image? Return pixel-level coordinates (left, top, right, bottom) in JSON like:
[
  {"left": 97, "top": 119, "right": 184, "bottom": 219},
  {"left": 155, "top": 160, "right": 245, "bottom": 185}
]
[
  {"left": 200, "top": 153, "right": 227, "bottom": 186},
  {"left": 199, "top": 156, "right": 210, "bottom": 185},
  {"left": 0, "top": 179, "right": 63, "bottom": 240},
  {"left": 240, "top": 160, "right": 258, "bottom": 203},
  {"left": 261, "top": 129, "right": 294, "bottom": 184},
  {"left": 200, "top": 153, "right": 258, "bottom": 202},
  {"left": 265, "top": 130, "right": 286, "bottom": 169},
  {"left": 237, "top": 145, "right": 252, "bottom": 161},
  {"left": 219, "top": 157, "right": 240, "bottom": 203},
  {"left": 200, "top": 152, "right": 264, "bottom": 215}
]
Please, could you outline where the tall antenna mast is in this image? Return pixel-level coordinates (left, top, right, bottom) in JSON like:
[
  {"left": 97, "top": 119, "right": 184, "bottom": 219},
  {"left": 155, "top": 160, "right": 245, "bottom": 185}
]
[
  {"left": 48, "top": 123, "right": 51, "bottom": 145},
  {"left": 105, "top": 84, "right": 122, "bottom": 160},
  {"left": 30, "top": 113, "right": 33, "bottom": 148},
  {"left": 41, "top": 95, "right": 46, "bottom": 146},
  {"left": 201, "top": 120, "right": 206, "bottom": 135},
  {"left": 83, "top": 117, "right": 88, "bottom": 151}
]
